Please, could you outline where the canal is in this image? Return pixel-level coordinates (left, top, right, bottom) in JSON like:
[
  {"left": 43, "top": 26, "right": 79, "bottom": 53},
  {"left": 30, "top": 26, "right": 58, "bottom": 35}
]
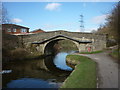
[{"left": 2, "top": 51, "right": 75, "bottom": 88}]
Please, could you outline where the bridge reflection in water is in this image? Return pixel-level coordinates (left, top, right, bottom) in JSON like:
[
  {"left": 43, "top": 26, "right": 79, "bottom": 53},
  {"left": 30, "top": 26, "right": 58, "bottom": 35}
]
[
  {"left": 54, "top": 52, "right": 74, "bottom": 71},
  {"left": 2, "top": 51, "right": 74, "bottom": 88}
]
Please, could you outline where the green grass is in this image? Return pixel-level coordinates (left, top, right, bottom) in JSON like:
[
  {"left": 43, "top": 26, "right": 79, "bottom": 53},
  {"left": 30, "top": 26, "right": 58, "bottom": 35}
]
[
  {"left": 80, "top": 50, "right": 103, "bottom": 54},
  {"left": 110, "top": 49, "right": 120, "bottom": 59},
  {"left": 61, "top": 55, "right": 97, "bottom": 88}
]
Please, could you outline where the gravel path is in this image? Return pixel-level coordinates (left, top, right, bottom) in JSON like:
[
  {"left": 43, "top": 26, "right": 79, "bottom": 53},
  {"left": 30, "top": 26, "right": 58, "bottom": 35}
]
[{"left": 74, "top": 52, "right": 118, "bottom": 88}]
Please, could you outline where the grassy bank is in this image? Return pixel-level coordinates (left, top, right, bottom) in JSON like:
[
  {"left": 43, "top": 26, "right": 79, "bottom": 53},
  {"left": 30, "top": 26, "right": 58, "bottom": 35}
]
[
  {"left": 61, "top": 55, "right": 97, "bottom": 88},
  {"left": 109, "top": 49, "right": 119, "bottom": 59},
  {"left": 80, "top": 50, "right": 103, "bottom": 54}
]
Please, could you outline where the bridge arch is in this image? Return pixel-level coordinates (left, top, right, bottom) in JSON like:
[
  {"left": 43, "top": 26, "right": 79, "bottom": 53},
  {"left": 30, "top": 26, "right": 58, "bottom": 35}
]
[{"left": 43, "top": 38, "right": 79, "bottom": 55}]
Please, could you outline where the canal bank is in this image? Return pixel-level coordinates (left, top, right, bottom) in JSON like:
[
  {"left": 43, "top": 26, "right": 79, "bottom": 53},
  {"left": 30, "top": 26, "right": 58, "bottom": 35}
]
[
  {"left": 2, "top": 52, "right": 98, "bottom": 88},
  {"left": 61, "top": 55, "right": 97, "bottom": 88}
]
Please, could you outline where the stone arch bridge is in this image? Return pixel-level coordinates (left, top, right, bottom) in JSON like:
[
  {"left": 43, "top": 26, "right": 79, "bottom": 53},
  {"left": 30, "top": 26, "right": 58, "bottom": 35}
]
[
  {"left": 18, "top": 30, "right": 107, "bottom": 55},
  {"left": 32, "top": 35, "right": 92, "bottom": 55}
]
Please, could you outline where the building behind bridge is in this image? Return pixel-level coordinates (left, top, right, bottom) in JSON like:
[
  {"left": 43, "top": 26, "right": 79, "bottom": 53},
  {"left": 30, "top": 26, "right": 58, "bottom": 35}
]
[
  {"left": 2, "top": 24, "right": 30, "bottom": 35},
  {"left": 30, "top": 29, "right": 45, "bottom": 34},
  {"left": 2, "top": 24, "right": 45, "bottom": 35}
]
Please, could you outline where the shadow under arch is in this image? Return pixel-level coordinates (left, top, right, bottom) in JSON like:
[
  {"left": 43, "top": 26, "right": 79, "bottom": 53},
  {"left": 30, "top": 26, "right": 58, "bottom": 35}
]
[
  {"left": 43, "top": 38, "right": 79, "bottom": 73},
  {"left": 44, "top": 38, "right": 79, "bottom": 56}
]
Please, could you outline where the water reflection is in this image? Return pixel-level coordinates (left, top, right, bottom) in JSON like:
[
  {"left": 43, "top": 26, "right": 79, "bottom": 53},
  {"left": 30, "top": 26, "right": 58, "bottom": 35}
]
[
  {"left": 2, "top": 53, "right": 71, "bottom": 88},
  {"left": 2, "top": 59, "right": 69, "bottom": 88},
  {"left": 53, "top": 52, "right": 73, "bottom": 71},
  {"left": 2, "top": 51, "right": 74, "bottom": 88},
  {"left": 7, "top": 78, "right": 61, "bottom": 88}
]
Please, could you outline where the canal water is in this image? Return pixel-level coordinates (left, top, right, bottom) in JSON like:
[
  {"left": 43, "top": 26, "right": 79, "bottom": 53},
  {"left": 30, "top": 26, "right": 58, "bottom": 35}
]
[{"left": 2, "top": 51, "right": 75, "bottom": 88}]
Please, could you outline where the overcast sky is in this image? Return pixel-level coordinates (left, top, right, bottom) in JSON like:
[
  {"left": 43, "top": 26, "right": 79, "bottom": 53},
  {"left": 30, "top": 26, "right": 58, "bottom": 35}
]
[{"left": 3, "top": 2, "right": 117, "bottom": 32}]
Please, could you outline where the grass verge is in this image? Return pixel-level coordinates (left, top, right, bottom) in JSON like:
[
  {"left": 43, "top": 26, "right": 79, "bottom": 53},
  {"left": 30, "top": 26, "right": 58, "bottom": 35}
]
[
  {"left": 109, "top": 49, "right": 119, "bottom": 59},
  {"left": 80, "top": 50, "right": 103, "bottom": 54},
  {"left": 61, "top": 55, "right": 97, "bottom": 88}
]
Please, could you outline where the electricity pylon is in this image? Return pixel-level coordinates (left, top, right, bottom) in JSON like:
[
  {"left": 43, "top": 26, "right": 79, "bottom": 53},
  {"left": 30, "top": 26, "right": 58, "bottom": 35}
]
[{"left": 79, "top": 14, "right": 85, "bottom": 32}]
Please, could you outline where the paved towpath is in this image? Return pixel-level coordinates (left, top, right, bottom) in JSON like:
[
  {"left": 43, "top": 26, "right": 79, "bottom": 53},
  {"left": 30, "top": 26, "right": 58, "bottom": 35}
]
[{"left": 74, "top": 51, "right": 118, "bottom": 88}]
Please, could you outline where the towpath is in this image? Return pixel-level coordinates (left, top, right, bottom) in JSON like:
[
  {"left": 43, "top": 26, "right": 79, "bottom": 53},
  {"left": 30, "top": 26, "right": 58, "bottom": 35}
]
[{"left": 74, "top": 51, "right": 118, "bottom": 88}]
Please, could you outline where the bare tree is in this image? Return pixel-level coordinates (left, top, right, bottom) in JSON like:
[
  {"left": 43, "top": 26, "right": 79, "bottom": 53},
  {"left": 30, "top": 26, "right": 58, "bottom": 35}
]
[
  {"left": 1, "top": 3, "right": 11, "bottom": 24},
  {"left": 96, "top": 2, "right": 119, "bottom": 44},
  {"left": 91, "top": 30, "right": 97, "bottom": 33},
  {"left": 106, "top": 2, "right": 119, "bottom": 40}
]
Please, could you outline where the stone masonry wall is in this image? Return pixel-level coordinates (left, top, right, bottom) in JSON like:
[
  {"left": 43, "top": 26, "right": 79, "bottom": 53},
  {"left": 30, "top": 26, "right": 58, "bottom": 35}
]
[{"left": 18, "top": 31, "right": 107, "bottom": 51}]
